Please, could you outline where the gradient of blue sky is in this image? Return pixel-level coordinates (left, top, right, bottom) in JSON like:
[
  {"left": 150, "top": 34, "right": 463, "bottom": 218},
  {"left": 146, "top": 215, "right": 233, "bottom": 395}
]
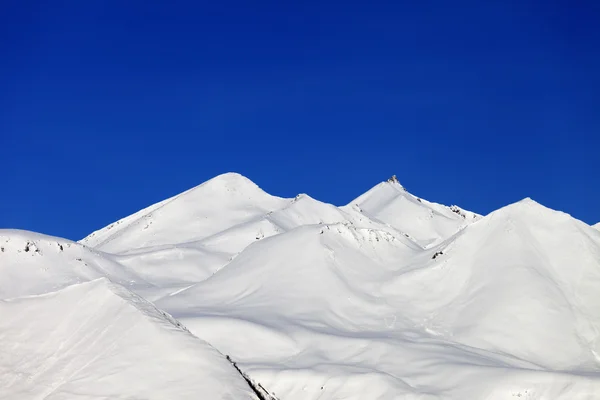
[{"left": 1, "top": 0, "right": 599, "bottom": 239}]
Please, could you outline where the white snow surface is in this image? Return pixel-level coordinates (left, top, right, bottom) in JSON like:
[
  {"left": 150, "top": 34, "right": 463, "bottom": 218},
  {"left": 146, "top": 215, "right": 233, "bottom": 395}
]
[
  {"left": 594, "top": 222, "right": 600, "bottom": 231},
  {"left": 0, "top": 279, "right": 258, "bottom": 400},
  {"left": 344, "top": 176, "right": 481, "bottom": 247},
  {"left": 81, "top": 173, "right": 288, "bottom": 253},
  {"left": 2, "top": 172, "right": 600, "bottom": 399}
]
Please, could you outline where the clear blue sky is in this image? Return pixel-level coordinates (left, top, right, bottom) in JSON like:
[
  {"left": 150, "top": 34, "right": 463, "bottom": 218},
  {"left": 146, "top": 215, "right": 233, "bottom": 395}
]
[{"left": 2, "top": 0, "right": 599, "bottom": 240}]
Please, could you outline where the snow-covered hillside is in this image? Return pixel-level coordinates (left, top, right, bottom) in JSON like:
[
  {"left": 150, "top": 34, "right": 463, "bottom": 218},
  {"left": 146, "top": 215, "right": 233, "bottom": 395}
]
[
  {"left": 398, "top": 199, "right": 600, "bottom": 370},
  {"left": 81, "top": 173, "right": 289, "bottom": 253},
  {"left": 0, "top": 230, "right": 150, "bottom": 298},
  {"left": 0, "top": 279, "right": 260, "bottom": 400},
  {"left": 155, "top": 197, "right": 600, "bottom": 399},
  {"left": 2, "top": 172, "right": 599, "bottom": 399}
]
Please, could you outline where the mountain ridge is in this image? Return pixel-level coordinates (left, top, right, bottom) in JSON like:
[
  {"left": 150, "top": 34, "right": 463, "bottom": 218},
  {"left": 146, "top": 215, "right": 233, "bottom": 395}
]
[
  {"left": 82, "top": 173, "right": 481, "bottom": 252},
  {"left": 2, "top": 172, "right": 599, "bottom": 400}
]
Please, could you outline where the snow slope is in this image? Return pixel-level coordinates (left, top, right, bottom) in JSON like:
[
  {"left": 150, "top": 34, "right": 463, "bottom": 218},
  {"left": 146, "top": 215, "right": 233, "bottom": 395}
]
[
  {"left": 81, "top": 173, "right": 288, "bottom": 253},
  {"left": 3, "top": 173, "right": 600, "bottom": 399},
  {"left": 345, "top": 175, "right": 480, "bottom": 247},
  {"left": 594, "top": 222, "right": 600, "bottom": 231},
  {"left": 0, "top": 229, "right": 150, "bottom": 298},
  {"left": 77, "top": 173, "right": 384, "bottom": 288},
  {"left": 0, "top": 279, "right": 259, "bottom": 399},
  {"left": 157, "top": 200, "right": 600, "bottom": 399},
  {"left": 384, "top": 198, "right": 600, "bottom": 369},
  {"left": 77, "top": 174, "right": 412, "bottom": 289}
]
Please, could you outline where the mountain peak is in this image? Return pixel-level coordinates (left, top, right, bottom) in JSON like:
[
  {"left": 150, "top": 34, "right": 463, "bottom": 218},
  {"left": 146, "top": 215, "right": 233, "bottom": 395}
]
[
  {"left": 517, "top": 196, "right": 536, "bottom": 204},
  {"left": 509, "top": 197, "right": 549, "bottom": 211},
  {"left": 195, "top": 172, "right": 260, "bottom": 191},
  {"left": 484, "top": 197, "right": 573, "bottom": 225},
  {"left": 80, "top": 172, "right": 287, "bottom": 252},
  {"left": 387, "top": 175, "right": 402, "bottom": 186},
  {"left": 345, "top": 176, "right": 479, "bottom": 247}
]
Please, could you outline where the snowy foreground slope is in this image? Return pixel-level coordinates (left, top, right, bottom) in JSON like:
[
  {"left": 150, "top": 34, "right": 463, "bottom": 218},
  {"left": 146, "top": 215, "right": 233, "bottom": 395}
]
[
  {"left": 0, "top": 279, "right": 259, "bottom": 400},
  {"left": 2, "top": 172, "right": 600, "bottom": 399}
]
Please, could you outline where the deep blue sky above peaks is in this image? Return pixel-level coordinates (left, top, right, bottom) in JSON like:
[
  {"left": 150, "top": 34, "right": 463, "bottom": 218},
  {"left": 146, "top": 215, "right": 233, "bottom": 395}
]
[{"left": 1, "top": 0, "right": 599, "bottom": 239}]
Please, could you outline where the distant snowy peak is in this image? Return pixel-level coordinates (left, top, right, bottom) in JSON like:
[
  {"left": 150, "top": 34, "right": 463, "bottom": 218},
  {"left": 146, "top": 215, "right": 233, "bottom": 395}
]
[
  {"left": 594, "top": 222, "right": 600, "bottom": 231},
  {"left": 345, "top": 176, "right": 480, "bottom": 247},
  {"left": 80, "top": 173, "right": 289, "bottom": 253},
  {"left": 80, "top": 173, "right": 412, "bottom": 257},
  {"left": 79, "top": 171, "right": 484, "bottom": 255}
]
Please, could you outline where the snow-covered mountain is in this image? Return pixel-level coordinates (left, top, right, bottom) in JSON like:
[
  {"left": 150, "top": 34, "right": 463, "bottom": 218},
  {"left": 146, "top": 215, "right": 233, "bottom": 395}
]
[
  {"left": 81, "top": 173, "right": 289, "bottom": 252},
  {"left": 2, "top": 172, "right": 599, "bottom": 399},
  {"left": 344, "top": 175, "right": 480, "bottom": 247}
]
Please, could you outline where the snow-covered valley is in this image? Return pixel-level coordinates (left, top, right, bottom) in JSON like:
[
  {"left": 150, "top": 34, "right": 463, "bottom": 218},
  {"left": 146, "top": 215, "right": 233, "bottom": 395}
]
[{"left": 2, "top": 173, "right": 599, "bottom": 399}]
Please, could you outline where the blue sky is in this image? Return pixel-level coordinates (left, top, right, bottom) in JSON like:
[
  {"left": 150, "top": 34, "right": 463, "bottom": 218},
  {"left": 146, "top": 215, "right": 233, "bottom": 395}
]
[{"left": 2, "top": 0, "right": 599, "bottom": 240}]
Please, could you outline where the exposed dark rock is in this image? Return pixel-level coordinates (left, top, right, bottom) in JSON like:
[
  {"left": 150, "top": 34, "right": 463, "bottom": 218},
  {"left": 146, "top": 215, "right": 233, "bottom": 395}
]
[{"left": 226, "top": 356, "right": 279, "bottom": 400}]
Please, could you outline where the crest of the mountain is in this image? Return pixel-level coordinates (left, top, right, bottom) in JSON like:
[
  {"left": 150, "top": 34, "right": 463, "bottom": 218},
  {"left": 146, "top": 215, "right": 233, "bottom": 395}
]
[
  {"left": 76, "top": 174, "right": 405, "bottom": 286},
  {"left": 344, "top": 176, "right": 480, "bottom": 247},
  {"left": 80, "top": 173, "right": 288, "bottom": 253},
  {"left": 387, "top": 174, "right": 401, "bottom": 185}
]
